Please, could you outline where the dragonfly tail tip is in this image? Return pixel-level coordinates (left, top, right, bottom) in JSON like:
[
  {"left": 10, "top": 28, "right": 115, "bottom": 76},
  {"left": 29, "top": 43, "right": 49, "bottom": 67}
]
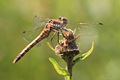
[{"left": 12, "top": 59, "right": 17, "bottom": 64}]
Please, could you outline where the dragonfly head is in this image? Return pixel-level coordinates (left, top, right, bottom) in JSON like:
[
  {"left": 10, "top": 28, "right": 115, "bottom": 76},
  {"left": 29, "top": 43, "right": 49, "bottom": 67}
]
[{"left": 58, "top": 17, "right": 68, "bottom": 26}]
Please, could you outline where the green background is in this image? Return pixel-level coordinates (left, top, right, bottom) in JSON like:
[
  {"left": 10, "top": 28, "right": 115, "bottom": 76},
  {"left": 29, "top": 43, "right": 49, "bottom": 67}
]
[{"left": 0, "top": 0, "right": 120, "bottom": 80}]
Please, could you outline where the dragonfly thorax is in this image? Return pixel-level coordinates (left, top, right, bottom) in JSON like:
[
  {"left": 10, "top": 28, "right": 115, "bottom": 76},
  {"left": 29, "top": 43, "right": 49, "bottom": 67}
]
[
  {"left": 52, "top": 23, "right": 64, "bottom": 30},
  {"left": 52, "top": 17, "right": 68, "bottom": 30}
]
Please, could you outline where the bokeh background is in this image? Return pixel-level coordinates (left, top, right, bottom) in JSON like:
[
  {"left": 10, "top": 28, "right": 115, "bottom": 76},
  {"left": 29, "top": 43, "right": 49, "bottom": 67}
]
[{"left": 0, "top": 0, "right": 120, "bottom": 80}]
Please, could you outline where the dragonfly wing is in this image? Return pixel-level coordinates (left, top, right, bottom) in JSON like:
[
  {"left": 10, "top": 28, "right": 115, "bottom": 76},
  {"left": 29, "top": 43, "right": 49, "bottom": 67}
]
[
  {"left": 22, "top": 29, "right": 41, "bottom": 42},
  {"left": 33, "top": 15, "right": 48, "bottom": 30},
  {"left": 22, "top": 16, "right": 49, "bottom": 45},
  {"left": 77, "top": 24, "right": 103, "bottom": 36},
  {"left": 23, "top": 29, "right": 43, "bottom": 46},
  {"left": 67, "top": 21, "right": 104, "bottom": 36}
]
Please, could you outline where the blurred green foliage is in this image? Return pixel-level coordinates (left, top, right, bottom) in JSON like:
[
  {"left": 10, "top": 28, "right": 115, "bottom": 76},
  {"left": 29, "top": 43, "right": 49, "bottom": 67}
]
[{"left": 0, "top": 0, "right": 120, "bottom": 80}]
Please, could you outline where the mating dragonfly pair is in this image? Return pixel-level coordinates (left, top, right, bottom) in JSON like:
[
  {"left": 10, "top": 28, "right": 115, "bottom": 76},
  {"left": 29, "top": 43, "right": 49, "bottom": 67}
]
[{"left": 13, "top": 16, "right": 103, "bottom": 63}]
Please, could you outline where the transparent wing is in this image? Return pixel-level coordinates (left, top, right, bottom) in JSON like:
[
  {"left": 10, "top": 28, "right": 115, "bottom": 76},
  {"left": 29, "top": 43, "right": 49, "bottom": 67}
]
[
  {"left": 67, "top": 21, "right": 104, "bottom": 53},
  {"left": 22, "top": 29, "right": 42, "bottom": 43},
  {"left": 33, "top": 15, "right": 48, "bottom": 30},
  {"left": 22, "top": 16, "right": 49, "bottom": 43},
  {"left": 67, "top": 21, "right": 104, "bottom": 36}
]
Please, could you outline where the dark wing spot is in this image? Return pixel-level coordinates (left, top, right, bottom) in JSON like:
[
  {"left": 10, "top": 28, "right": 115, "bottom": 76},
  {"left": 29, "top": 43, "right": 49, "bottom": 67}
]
[
  {"left": 99, "top": 22, "right": 103, "bottom": 25},
  {"left": 23, "top": 31, "right": 26, "bottom": 33}
]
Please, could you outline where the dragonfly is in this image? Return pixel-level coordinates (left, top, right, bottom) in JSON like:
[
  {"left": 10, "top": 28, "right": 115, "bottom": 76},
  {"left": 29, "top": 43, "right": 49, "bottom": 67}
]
[
  {"left": 13, "top": 16, "right": 68, "bottom": 63},
  {"left": 13, "top": 15, "right": 103, "bottom": 63}
]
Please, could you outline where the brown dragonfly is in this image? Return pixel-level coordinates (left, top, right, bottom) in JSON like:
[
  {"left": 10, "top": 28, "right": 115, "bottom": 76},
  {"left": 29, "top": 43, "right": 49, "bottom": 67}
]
[
  {"left": 13, "top": 16, "right": 103, "bottom": 63},
  {"left": 13, "top": 16, "right": 68, "bottom": 63}
]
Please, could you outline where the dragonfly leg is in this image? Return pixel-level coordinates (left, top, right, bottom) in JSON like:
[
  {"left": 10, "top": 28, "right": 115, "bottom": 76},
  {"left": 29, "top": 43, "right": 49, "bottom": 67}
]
[
  {"left": 50, "top": 32, "right": 57, "bottom": 47},
  {"left": 60, "top": 29, "right": 65, "bottom": 38},
  {"left": 57, "top": 32, "right": 59, "bottom": 43}
]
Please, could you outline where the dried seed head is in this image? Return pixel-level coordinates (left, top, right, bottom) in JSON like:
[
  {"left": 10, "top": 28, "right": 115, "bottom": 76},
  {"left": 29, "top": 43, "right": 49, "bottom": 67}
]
[{"left": 55, "top": 29, "right": 80, "bottom": 60}]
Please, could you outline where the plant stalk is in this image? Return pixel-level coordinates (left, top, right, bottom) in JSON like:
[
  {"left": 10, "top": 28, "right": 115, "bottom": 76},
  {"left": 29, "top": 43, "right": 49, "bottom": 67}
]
[{"left": 64, "top": 57, "right": 73, "bottom": 80}]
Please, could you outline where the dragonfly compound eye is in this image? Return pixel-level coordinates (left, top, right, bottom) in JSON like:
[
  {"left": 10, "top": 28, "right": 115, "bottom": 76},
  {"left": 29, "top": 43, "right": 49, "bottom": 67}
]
[
  {"left": 59, "top": 17, "right": 68, "bottom": 22},
  {"left": 63, "top": 18, "right": 68, "bottom": 24}
]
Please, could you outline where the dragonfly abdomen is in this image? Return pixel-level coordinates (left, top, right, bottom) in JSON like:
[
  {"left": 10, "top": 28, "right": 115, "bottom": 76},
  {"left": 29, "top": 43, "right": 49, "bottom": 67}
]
[{"left": 13, "top": 26, "right": 51, "bottom": 63}]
